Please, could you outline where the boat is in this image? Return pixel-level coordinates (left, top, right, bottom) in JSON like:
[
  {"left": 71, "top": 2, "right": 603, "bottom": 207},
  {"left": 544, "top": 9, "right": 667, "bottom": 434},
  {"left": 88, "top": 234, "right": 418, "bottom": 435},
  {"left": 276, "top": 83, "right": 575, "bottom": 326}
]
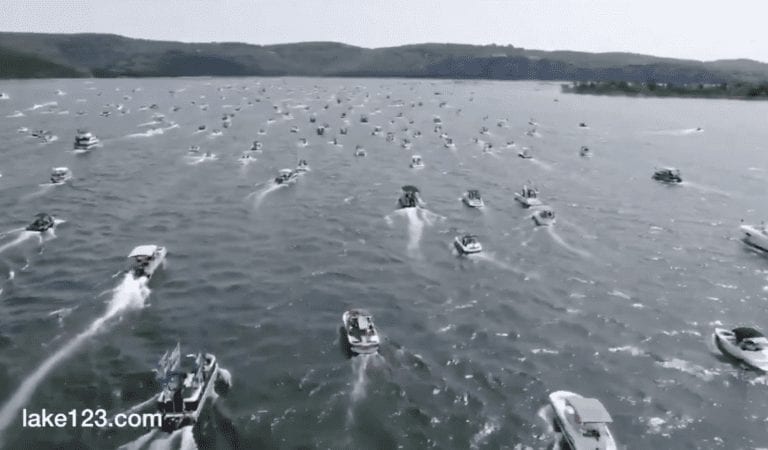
[
  {"left": 296, "top": 159, "right": 310, "bottom": 173},
  {"left": 549, "top": 391, "right": 617, "bottom": 450},
  {"left": 128, "top": 245, "right": 167, "bottom": 280},
  {"left": 532, "top": 207, "right": 556, "bottom": 226},
  {"left": 274, "top": 169, "right": 298, "bottom": 185},
  {"left": 462, "top": 190, "right": 484, "bottom": 208},
  {"left": 26, "top": 213, "right": 55, "bottom": 232},
  {"left": 316, "top": 126, "right": 325, "bottom": 136},
  {"left": 409, "top": 155, "right": 425, "bottom": 169},
  {"left": 740, "top": 222, "right": 768, "bottom": 252},
  {"left": 652, "top": 167, "right": 682, "bottom": 183},
  {"left": 188, "top": 145, "right": 200, "bottom": 154},
  {"left": 354, "top": 146, "right": 367, "bottom": 157},
  {"left": 714, "top": 327, "right": 768, "bottom": 371},
  {"left": 518, "top": 148, "right": 533, "bottom": 159},
  {"left": 580, "top": 146, "right": 592, "bottom": 157},
  {"left": 73, "top": 129, "right": 100, "bottom": 151},
  {"left": 239, "top": 153, "right": 255, "bottom": 163},
  {"left": 50, "top": 167, "right": 72, "bottom": 184},
  {"left": 360, "top": 115, "right": 369, "bottom": 123},
  {"left": 0, "top": 92, "right": 9, "bottom": 100},
  {"left": 298, "top": 138, "right": 308, "bottom": 147},
  {"left": 444, "top": 138, "right": 456, "bottom": 149},
  {"left": 250, "top": 140, "right": 263, "bottom": 151},
  {"left": 197, "top": 125, "right": 206, "bottom": 131},
  {"left": 342, "top": 309, "right": 380, "bottom": 355},
  {"left": 155, "top": 343, "right": 219, "bottom": 432},
  {"left": 398, "top": 185, "right": 422, "bottom": 209},
  {"left": 339, "top": 128, "right": 348, "bottom": 135},
  {"left": 210, "top": 129, "right": 222, "bottom": 137},
  {"left": 515, "top": 185, "right": 542, "bottom": 208},
  {"left": 371, "top": 126, "right": 382, "bottom": 136},
  {"left": 579, "top": 122, "right": 588, "bottom": 128},
  {"left": 401, "top": 140, "right": 413, "bottom": 150},
  {"left": 454, "top": 234, "right": 482, "bottom": 255}
]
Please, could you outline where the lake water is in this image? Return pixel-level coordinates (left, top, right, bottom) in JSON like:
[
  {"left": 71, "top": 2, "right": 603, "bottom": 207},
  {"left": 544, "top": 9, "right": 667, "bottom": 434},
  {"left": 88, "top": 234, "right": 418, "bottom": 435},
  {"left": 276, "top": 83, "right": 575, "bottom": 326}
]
[{"left": 0, "top": 77, "right": 767, "bottom": 449}]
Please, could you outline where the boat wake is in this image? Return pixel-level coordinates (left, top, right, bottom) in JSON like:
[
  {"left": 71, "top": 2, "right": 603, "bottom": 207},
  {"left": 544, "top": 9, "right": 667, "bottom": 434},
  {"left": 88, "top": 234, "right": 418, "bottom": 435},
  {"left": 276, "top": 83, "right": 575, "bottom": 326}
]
[
  {"left": 346, "top": 353, "right": 384, "bottom": 426},
  {"left": 466, "top": 252, "right": 525, "bottom": 274},
  {"left": 126, "top": 127, "right": 167, "bottom": 139},
  {"left": 0, "top": 274, "right": 151, "bottom": 440},
  {"left": 246, "top": 181, "right": 284, "bottom": 209},
  {"left": 389, "top": 207, "right": 443, "bottom": 256},
  {"left": 535, "top": 405, "right": 566, "bottom": 450},
  {"left": 0, "top": 231, "right": 42, "bottom": 255},
  {"left": 545, "top": 227, "right": 591, "bottom": 258},
  {"left": 20, "top": 183, "right": 56, "bottom": 201},
  {"left": 681, "top": 181, "right": 731, "bottom": 197},
  {"left": 529, "top": 159, "right": 553, "bottom": 171}
]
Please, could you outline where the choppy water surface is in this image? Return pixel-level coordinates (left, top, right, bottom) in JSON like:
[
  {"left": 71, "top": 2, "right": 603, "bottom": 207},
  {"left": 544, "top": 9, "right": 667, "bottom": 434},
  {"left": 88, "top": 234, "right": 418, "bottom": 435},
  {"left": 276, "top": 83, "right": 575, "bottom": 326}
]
[{"left": 1, "top": 78, "right": 767, "bottom": 449}]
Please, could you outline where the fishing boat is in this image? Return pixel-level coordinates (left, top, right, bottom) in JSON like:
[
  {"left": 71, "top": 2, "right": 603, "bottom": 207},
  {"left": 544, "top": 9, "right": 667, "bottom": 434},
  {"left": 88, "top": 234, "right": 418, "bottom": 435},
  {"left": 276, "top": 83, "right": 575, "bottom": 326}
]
[
  {"left": 128, "top": 245, "right": 167, "bottom": 280},
  {"left": 50, "top": 167, "right": 72, "bottom": 184},
  {"left": 714, "top": 327, "right": 768, "bottom": 371},
  {"left": 155, "top": 343, "right": 219, "bottom": 432},
  {"left": 454, "top": 234, "right": 483, "bottom": 255},
  {"left": 549, "top": 391, "right": 617, "bottom": 450},
  {"left": 740, "top": 222, "right": 768, "bottom": 252},
  {"left": 652, "top": 167, "right": 682, "bottom": 183},
  {"left": 73, "top": 129, "right": 100, "bottom": 151},
  {"left": 462, "top": 190, "right": 484, "bottom": 208},
  {"left": 342, "top": 309, "right": 380, "bottom": 355},
  {"left": 250, "top": 140, "right": 263, "bottom": 151}
]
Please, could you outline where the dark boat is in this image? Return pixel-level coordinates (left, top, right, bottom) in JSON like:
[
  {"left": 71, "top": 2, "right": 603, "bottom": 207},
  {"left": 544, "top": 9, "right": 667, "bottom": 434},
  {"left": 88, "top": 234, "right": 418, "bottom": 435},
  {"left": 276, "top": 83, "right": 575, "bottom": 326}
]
[{"left": 26, "top": 213, "right": 55, "bottom": 232}]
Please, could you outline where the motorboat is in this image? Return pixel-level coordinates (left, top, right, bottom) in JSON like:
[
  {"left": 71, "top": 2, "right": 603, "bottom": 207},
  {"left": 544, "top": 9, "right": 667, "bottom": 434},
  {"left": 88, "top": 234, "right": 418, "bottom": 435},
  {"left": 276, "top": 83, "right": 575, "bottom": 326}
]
[
  {"left": 250, "top": 140, "right": 263, "bottom": 151},
  {"left": 401, "top": 140, "right": 413, "bottom": 150},
  {"left": 360, "top": 115, "right": 369, "bottom": 123},
  {"left": 296, "top": 159, "right": 310, "bottom": 173},
  {"left": 652, "top": 167, "right": 682, "bottom": 183},
  {"left": 50, "top": 167, "right": 72, "bottom": 184},
  {"left": 454, "top": 234, "right": 483, "bottom": 255},
  {"left": 580, "top": 146, "right": 592, "bottom": 157},
  {"left": 479, "top": 126, "right": 489, "bottom": 135},
  {"left": 188, "top": 145, "right": 200, "bottom": 154},
  {"left": 549, "top": 391, "right": 617, "bottom": 450},
  {"left": 386, "top": 132, "right": 395, "bottom": 143},
  {"left": 515, "top": 185, "right": 542, "bottom": 208},
  {"left": 525, "top": 128, "right": 537, "bottom": 137},
  {"left": 579, "top": 122, "right": 588, "bottom": 128},
  {"left": 316, "top": 126, "right": 325, "bottom": 136},
  {"left": 274, "top": 169, "right": 299, "bottom": 185},
  {"left": 398, "top": 185, "right": 423, "bottom": 209},
  {"left": 462, "top": 190, "right": 484, "bottom": 208},
  {"left": 740, "top": 222, "right": 768, "bottom": 252},
  {"left": 532, "top": 207, "right": 555, "bottom": 226},
  {"left": 339, "top": 127, "right": 348, "bottom": 135},
  {"left": 128, "top": 244, "right": 167, "bottom": 280},
  {"left": 309, "top": 114, "right": 317, "bottom": 123},
  {"left": 518, "top": 148, "right": 533, "bottom": 159},
  {"left": 197, "top": 125, "right": 206, "bottom": 132},
  {"left": 155, "top": 343, "right": 218, "bottom": 432},
  {"left": 26, "top": 213, "right": 55, "bottom": 232},
  {"left": 239, "top": 153, "right": 255, "bottom": 163},
  {"left": 444, "top": 138, "right": 456, "bottom": 149},
  {"left": 73, "top": 129, "right": 100, "bottom": 151},
  {"left": 0, "top": 92, "right": 9, "bottom": 100},
  {"left": 371, "top": 126, "right": 383, "bottom": 136},
  {"left": 354, "top": 146, "right": 367, "bottom": 157},
  {"left": 409, "top": 155, "right": 425, "bottom": 169},
  {"left": 714, "top": 327, "right": 768, "bottom": 371},
  {"left": 298, "top": 138, "right": 308, "bottom": 147},
  {"left": 342, "top": 309, "right": 380, "bottom": 355},
  {"left": 210, "top": 129, "right": 222, "bottom": 137}
]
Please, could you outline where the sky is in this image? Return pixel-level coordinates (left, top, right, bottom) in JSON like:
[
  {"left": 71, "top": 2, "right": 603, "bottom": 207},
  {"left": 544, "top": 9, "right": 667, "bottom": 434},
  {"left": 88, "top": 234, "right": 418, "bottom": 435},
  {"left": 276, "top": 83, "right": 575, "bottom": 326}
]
[{"left": 1, "top": 0, "right": 767, "bottom": 62}]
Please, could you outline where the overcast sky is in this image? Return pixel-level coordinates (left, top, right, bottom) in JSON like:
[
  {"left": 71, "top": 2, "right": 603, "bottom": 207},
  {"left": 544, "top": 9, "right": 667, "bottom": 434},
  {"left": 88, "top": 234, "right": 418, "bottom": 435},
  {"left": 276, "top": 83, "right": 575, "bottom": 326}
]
[{"left": 2, "top": 0, "right": 767, "bottom": 62}]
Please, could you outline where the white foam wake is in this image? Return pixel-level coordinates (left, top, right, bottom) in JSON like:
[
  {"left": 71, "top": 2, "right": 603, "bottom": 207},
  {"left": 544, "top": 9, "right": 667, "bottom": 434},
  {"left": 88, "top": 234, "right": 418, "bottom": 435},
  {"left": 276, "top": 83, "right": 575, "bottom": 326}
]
[
  {"left": 247, "top": 182, "right": 283, "bottom": 209},
  {"left": 0, "top": 274, "right": 151, "bottom": 439},
  {"left": 0, "top": 231, "right": 40, "bottom": 255}
]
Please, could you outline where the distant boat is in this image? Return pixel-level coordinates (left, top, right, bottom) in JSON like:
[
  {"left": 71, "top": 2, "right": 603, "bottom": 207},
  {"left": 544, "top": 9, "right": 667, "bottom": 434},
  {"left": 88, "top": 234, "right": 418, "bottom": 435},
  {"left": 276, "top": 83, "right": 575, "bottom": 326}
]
[
  {"left": 579, "top": 146, "right": 592, "bottom": 157},
  {"left": 409, "top": 155, "right": 424, "bottom": 169},
  {"left": 652, "top": 167, "right": 682, "bottom": 183},
  {"left": 532, "top": 207, "right": 555, "bottom": 226},
  {"left": 50, "top": 167, "right": 72, "bottom": 184},
  {"left": 462, "top": 190, "right": 484, "bottom": 208}
]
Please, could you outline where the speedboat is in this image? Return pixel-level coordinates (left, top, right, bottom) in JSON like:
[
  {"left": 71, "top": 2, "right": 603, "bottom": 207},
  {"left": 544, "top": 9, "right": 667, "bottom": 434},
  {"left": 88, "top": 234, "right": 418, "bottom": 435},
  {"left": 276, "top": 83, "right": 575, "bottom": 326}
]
[
  {"left": 515, "top": 185, "right": 542, "bottom": 208},
  {"left": 714, "top": 327, "right": 768, "bottom": 371},
  {"left": 298, "top": 138, "right": 308, "bottom": 147},
  {"left": 128, "top": 245, "right": 167, "bottom": 280},
  {"left": 652, "top": 167, "right": 682, "bottom": 183},
  {"left": 250, "top": 140, "right": 263, "bottom": 151},
  {"left": 444, "top": 138, "right": 456, "bottom": 149},
  {"left": 316, "top": 126, "right": 325, "bottom": 136},
  {"left": 289, "top": 126, "right": 299, "bottom": 133},
  {"left": 401, "top": 140, "right": 413, "bottom": 150},
  {"left": 462, "top": 190, "right": 484, "bottom": 208},
  {"left": 50, "top": 167, "right": 72, "bottom": 184},
  {"left": 354, "top": 146, "right": 367, "bottom": 157},
  {"left": 197, "top": 125, "right": 206, "bottom": 132},
  {"left": 360, "top": 115, "right": 369, "bottom": 123},
  {"left": 188, "top": 145, "right": 200, "bottom": 154},
  {"left": 339, "top": 127, "right": 348, "bottom": 135},
  {"left": 371, "top": 125, "right": 383, "bottom": 136},
  {"left": 155, "top": 343, "right": 218, "bottom": 432},
  {"left": 73, "top": 129, "right": 100, "bottom": 151},
  {"left": 549, "top": 391, "right": 617, "bottom": 450},
  {"left": 274, "top": 169, "right": 298, "bottom": 185},
  {"left": 454, "top": 234, "right": 482, "bottom": 255},
  {"left": 741, "top": 222, "right": 768, "bottom": 252},
  {"left": 409, "top": 155, "right": 425, "bottom": 169},
  {"left": 342, "top": 309, "right": 380, "bottom": 355},
  {"left": 26, "top": 213, "right": 55, "bottom": 232},
  {"left": 579, "top": 146, "right": 592, "bottom": 157},
  {"left": 518, "top": 148, "right": 533, "bottom": 159},
  {"left": 579, "top": 122, "right": 588, "bottom": 128},
  {"left": 398, "top": 185, "right": 422, "bottom": 209},
  {"left": 296, "top": 159, "right": 310, "bottom": 173},
  {"left": 532, "top": 207, "right": 555, "bottom": 226}
]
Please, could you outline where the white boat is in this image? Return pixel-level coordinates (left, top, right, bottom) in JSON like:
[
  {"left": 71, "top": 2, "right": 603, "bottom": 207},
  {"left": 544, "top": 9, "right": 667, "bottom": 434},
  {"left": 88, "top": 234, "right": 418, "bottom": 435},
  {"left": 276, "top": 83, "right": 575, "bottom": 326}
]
[
  {"left": 354, "top": 146, "right": 366, "bottom": 157},
  {"left": 290, "top": 126, "right": 299, "bottom": 133},
  {"left": 532, "top": 207, "right": 555, "bottom": 226},
  {"left": 50, "top": 167, "right": 72, "bottom": 184},
  {"left": 298, "top": 138, "right": 308, "bottom": 147},
  {"left": 580, "top": 146, "right": 592, "bottom": 157},
  {"left": 444, "top": 138, "right": 456, "bottom": 149},
  {"left": 239, "top": 153, "right": 255, "bottom": 164},
  {"left": 73, "top": 129, "right": 100, "bottom": 151},
  {"left": 342, "top": 309, "right": 380, "bottom": 355},
  {"left": 515, "top": 185, "right": 542, "bottom": 208},
  {"left": 518, "top": 148, "right": 533, "bottom": 159},
  {"left": 409, "top": 155, "right": 425, "bottom": 169},
  {"left": 274, "top": 168, "right": 298, "bottom": 185},
  {"left": 250, "top": 140, "right": 263, "bottom": 151},
  {"left": 741, "top": 223, "right": 768, "bottom": 252},
  {"left": 155, "top": 343, "right": 218, "bottom": 432},
  {"left": 188, "top": 145, "right": 200, "bottom": 154},
  {"left": 296, "top": 159, "right": 310, "bottom": 173},
  {"left": 549, "top": 391, "right": 617, "bottom": 450},
  {"left": 454, "top": 234, "right": 482, "bottom": 255},
  {"left": 714, "top": 327, "right": 768, "bottom": 371},
  {"left": 128, "top": 245, "right": 167, "bottom": 280},
  {"left": 652, "top": 167, "right": 682, "bottom": 183},
  {"left": 462, "top": 190, "right": 484, "bottom": 208},
  {"left": 0, "top": 92, "right": 9, "bottom": 100}
]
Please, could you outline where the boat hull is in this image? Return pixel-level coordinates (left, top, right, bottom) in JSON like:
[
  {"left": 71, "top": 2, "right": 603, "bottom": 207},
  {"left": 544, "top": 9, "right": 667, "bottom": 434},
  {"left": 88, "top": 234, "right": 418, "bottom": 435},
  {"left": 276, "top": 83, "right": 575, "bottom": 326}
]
[
  {"left": 342, "top": 311, "right": 380, "bottom": 355},
  {"left": 714, "top": 328, "right": 768, "bottom": 371},
  {"left": 741, "top": 225, "right": 768, "bottom": 252},
  {"left": 549, "top": 391, "right": 617, "bottom": 450}
]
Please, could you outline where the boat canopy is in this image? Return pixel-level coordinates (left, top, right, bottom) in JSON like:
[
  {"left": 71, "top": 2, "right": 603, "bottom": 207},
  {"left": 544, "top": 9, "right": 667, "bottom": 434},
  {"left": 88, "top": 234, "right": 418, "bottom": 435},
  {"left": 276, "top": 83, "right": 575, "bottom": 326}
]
[
  {"left": 52, "top": 167, "right": 69, "bottom": 173},
  {"left": 129, "top": 245, "right": 159, "bottom": 258},
  {"left": 279, "top": 169, "right": 293, "bottom": 175},
  {"left": 467, "top": 190, "right": 480, "bottom": 198},
  {"left": 733, "top": 327, "right": 765, "bottom": 343},
  {"left": 402, "top": 185, "right": 420, "bottom": 193},
  {"left": 566, "top": 397, "right": 613, "bottom": 423}
]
